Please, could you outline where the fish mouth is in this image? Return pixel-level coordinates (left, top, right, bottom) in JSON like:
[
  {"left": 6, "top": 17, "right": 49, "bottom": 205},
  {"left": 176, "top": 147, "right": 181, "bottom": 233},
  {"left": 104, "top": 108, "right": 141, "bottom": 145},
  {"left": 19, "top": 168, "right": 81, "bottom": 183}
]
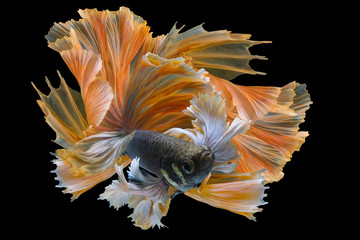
[{"left": 161, "top": 169, "right": 201, "bottom": 192}]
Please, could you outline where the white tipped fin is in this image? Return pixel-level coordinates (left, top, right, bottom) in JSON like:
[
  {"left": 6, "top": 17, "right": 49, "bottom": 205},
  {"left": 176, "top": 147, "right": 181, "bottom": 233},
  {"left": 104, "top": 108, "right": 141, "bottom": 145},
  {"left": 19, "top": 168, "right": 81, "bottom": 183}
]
[{"left": 100, "top": 158, "right": 170, "bottom": 230}]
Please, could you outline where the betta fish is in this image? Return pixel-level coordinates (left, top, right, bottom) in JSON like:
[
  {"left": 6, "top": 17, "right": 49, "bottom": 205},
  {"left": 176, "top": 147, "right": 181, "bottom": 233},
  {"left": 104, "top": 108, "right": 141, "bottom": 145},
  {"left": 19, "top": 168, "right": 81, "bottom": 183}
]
[{"left": 33, "top": 7, "right": 311, "bottom": 229}]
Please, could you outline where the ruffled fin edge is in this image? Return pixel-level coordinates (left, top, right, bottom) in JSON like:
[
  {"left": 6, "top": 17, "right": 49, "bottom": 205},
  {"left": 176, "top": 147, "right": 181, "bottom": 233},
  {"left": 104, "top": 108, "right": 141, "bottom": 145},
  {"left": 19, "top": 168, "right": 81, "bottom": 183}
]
[
  {"left": 185, "top": 170, "right": 268, "bottom": 221},
  {"left": 99, "top": 158, "right": 171, "bottom": 229}
]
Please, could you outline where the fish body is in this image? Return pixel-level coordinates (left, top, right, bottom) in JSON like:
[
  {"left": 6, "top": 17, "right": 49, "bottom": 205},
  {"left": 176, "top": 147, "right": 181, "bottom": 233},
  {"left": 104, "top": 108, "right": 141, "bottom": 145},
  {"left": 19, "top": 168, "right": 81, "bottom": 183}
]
[{"left": 125, "top": 130, "right": 215, "bottom": 192}]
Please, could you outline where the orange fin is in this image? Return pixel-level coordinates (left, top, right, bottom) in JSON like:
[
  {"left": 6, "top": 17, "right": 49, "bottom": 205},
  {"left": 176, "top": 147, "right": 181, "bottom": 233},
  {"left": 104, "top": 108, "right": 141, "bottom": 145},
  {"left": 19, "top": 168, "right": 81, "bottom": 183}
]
[
  {"left": 46, "top": 7, "right": 157, "bottom": 131},
  {"left": 60, "top": 48, "right": 114, "bottom": 127},
  {"left": 234, "top": 82, "right": 312, "bottom": 182},
  {"left": 185, "top": 170, "right": 267, "bottom": 220},
  {"left": 119, "top": 53, "right": 213, "bottom": 132},
  {"left": 209, "top": 74, "right": 281, "bottom": 121}
]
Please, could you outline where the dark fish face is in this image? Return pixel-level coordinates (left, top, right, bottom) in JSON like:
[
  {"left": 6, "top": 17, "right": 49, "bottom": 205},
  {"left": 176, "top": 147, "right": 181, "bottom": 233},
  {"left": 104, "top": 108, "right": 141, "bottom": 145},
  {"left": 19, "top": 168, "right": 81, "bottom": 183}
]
[{"left": 161, "top": 146, "right": 215, "bottom": 192}]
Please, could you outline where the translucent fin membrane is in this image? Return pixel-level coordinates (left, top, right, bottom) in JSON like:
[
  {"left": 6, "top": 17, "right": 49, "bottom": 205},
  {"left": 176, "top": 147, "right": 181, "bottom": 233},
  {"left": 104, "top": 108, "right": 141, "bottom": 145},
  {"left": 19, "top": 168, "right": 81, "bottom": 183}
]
[
  {"left": 157, "top": 24, "right": 270, "bottom": 80},
  {"left": 32, "top": 72, "right": 87, "bottom": 148}
]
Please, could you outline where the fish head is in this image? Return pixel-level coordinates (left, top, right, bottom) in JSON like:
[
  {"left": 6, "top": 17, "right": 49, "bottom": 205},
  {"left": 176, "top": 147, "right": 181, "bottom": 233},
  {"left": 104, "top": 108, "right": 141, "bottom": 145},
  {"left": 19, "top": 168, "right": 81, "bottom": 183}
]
[{"left": 161, "top": 145, "right": 215, "bottom": 192}]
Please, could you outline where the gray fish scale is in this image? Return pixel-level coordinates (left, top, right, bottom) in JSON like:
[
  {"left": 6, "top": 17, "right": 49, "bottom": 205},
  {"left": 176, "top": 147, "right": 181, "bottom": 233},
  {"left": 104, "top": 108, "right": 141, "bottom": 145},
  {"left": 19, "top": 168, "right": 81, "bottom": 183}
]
[{"left": 125, "top": 130, "right": 201, "bottom": 177}]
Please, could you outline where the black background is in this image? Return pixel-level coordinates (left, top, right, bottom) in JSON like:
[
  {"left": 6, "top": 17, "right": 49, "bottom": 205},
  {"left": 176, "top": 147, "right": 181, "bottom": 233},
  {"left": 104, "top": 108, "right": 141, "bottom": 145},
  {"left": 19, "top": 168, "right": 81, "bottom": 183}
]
[{"left": 9, "top": 0, "right": 341, "bottom": 237}]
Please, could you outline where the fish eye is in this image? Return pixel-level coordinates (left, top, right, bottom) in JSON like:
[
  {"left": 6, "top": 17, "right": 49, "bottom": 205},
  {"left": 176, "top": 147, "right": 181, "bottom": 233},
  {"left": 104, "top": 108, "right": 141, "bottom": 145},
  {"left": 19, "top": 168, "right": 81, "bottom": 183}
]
[{"left": 181, "top": 160, "right": 194, "bottom": 174}]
